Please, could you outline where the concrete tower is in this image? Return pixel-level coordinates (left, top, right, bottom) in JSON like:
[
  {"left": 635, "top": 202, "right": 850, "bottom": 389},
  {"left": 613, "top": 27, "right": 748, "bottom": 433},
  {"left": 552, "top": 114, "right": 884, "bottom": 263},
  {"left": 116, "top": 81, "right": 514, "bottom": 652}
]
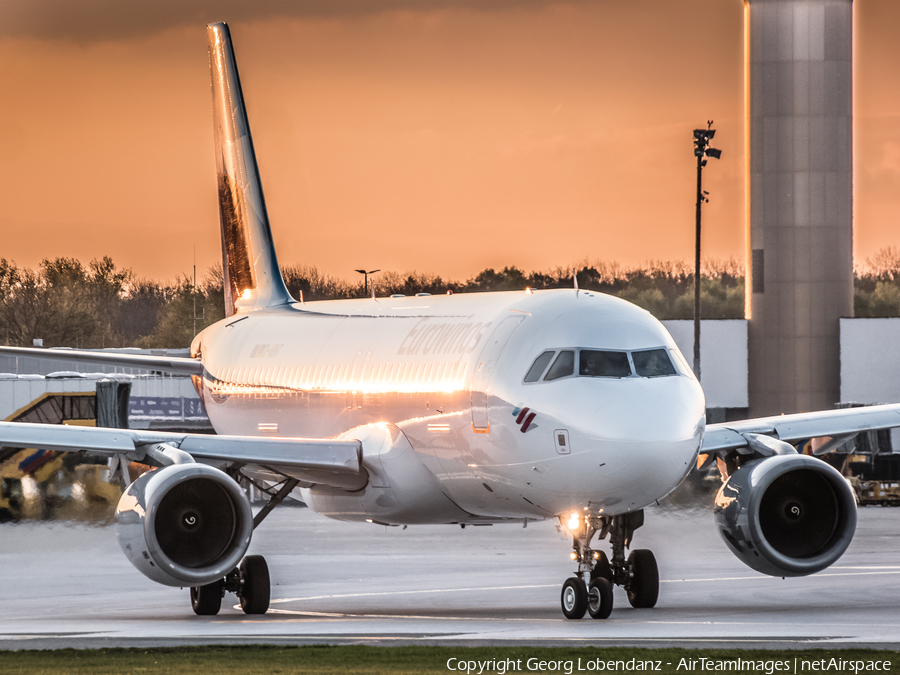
[{"left": 746, "top": 0, "right": 854, "bottom": 416}]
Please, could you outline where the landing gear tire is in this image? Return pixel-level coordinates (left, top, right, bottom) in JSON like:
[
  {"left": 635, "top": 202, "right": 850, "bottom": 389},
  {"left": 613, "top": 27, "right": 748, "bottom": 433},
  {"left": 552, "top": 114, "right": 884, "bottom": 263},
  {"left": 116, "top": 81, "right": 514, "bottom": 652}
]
[
  {"left": 561, "top": 577, "right": 588, "bottom": 620},
  {"left": 590, "top": 551, "right": 613, "bottom": 583},
  {"left": 190, "top": 578, "right": 224, "bottom": 616},
  {"left": 239, "top": 555, "right": 271, "bottom": 615},
  {"left": 626, "top": 549, "right": 659, "bottom": 609},
  {"left": 587, "top": 577, "right": 613, "bottom": 619}
]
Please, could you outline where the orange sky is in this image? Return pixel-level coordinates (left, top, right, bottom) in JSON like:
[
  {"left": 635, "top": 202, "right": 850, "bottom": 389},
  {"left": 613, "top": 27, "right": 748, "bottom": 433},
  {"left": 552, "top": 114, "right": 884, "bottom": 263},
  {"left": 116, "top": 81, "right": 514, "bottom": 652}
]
[{"left": 1, "top": 0, "right": 899, "bottom": 283}]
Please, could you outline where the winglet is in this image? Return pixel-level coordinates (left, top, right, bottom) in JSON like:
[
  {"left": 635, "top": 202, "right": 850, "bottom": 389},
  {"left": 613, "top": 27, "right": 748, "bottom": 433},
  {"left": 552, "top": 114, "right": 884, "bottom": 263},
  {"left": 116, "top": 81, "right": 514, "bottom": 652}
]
[{"left": 208, "top": 22, "right": 294, "bottom": 317}]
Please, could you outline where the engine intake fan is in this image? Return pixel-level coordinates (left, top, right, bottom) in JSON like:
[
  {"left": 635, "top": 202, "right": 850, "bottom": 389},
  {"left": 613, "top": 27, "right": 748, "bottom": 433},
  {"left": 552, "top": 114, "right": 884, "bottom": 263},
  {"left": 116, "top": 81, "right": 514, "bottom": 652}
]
[
  {"left": 714, "top": 453, "right": 856, "bottom": 577},
  {"left": 116, "top": 463, "right": 253, "bottom": 587}
]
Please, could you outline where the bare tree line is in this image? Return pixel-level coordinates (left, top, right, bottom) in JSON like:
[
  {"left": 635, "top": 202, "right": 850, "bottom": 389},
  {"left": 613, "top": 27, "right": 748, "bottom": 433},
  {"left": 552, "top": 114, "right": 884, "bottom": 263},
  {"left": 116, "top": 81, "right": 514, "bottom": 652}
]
[{"left": 0, "top": 251, "right": 896, "bottom": 349}]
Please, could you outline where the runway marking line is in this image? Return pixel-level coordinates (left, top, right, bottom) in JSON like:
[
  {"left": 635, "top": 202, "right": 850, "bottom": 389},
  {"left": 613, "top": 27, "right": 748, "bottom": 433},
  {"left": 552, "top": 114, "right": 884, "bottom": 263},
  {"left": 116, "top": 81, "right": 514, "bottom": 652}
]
[
  {"left": 225, "top": 605, "right": 900, "bottom": 634},
  {"left": 664, "top": 569, "right": 900, "bottom": 583},
  {"left": 263, "top": 609, "right": 558, "bottom": 621},
  {"left": 269, "top": 584, "right": 557, "bottom": 604},
  {"left": 832, "top": 566, "right": 900, "bottom": 569},
  {"left": 270, "top": 566, "right": 900, "bottom": 605}
]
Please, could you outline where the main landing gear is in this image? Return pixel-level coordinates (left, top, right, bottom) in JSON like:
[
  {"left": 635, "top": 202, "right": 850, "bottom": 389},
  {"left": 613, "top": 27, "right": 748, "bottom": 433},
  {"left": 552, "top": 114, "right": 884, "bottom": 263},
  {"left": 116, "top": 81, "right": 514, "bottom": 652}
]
[
  {"left": 559, "top": 510, "right": 659, "bottom": 620},
  {"left": 190, "top": 554, "right": 271, "bottom": 616},
  {"left": 190, "top": 475, "right": 300, "bottom": 616}
]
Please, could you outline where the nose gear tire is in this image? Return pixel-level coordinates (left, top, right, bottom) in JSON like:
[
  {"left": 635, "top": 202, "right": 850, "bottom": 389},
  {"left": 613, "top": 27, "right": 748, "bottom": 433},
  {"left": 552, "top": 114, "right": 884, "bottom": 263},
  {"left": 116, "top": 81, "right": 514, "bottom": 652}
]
[
  {"left": 561, "top": 577, "right": 588, "bottom": 619},
  {"left": 588, "top": 577, "right": 613, "bottom": 619}
]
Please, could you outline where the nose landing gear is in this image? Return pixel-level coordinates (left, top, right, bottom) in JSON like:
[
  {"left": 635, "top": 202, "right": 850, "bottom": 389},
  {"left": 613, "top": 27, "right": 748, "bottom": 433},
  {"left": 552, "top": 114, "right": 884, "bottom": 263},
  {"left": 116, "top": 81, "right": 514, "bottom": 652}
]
[{"left": 558, "top": 509, "right": 658, "bottom": 620}]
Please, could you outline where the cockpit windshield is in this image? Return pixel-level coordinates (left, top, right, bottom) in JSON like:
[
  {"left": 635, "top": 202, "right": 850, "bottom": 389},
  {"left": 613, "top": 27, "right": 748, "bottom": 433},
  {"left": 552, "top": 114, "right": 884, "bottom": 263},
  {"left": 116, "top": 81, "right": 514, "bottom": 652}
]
[
  {"left": 524, "top": 351, "right": 555, "bottom": 382},
  {"left": 632, "top": 348, "right": 677, "bottom": 377},
  {"left": 544, "top": 350, "right": 575, "bottom": 381},
  {"left": 524, "top": 347, "right": 682, "bottom": 383},
  {"left": 579, "top": 350, "right": 631, "bottom": 378}
]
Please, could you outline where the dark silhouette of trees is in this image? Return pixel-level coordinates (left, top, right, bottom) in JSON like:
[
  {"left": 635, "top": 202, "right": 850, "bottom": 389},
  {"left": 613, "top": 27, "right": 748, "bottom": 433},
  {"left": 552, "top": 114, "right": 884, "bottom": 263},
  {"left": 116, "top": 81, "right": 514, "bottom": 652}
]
[
  {"left": 8, "top": 247, "right": 900, "bottom": 348},
  {"left": 136, "top": 269, "right": 225, "bottom": 349},
  {"left": 0, "top": 256, "right": 130, "bottom": 348},
  {"left": 854, "top": 247, "right": 900, "bottom": 318},
  {"left": 282, "top": 265, "right": 355, "bottom": 302},
  {"left": 0, "top": 253, "right": 804, "bottom": 349}
]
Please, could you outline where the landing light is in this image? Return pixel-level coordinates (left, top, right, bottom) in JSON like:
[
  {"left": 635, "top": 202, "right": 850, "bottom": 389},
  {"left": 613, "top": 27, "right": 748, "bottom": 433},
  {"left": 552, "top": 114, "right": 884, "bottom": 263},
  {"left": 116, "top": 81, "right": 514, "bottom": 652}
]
[
  {"left": 592, "top": 551, "right": 600, "bottom": 560},
  {"left": 569, "top": 552, "right": 577, "bottom": 560},
  {"left": 567, "top": 512, "right": 581, "bottom": 531}
]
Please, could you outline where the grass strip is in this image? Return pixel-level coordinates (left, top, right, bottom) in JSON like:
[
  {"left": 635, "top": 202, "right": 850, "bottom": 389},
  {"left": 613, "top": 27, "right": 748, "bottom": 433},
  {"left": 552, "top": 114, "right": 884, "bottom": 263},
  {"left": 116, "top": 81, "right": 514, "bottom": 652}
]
[{"left": 0, "top": 646, "right": 898, "bottom": 675}]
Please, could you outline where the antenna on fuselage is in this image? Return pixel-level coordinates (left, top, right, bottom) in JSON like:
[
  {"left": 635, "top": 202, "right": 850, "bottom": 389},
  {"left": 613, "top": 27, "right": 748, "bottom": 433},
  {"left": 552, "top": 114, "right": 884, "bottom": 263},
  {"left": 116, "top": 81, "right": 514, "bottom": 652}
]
[{"left": 573, "top": 269, "right": 579, "bottom": 291}]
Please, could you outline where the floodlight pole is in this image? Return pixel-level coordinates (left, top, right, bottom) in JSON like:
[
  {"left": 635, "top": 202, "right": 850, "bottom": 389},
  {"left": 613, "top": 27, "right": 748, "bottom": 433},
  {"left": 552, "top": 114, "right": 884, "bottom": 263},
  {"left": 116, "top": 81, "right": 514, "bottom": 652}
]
[
  {"left": 692, "top": 121, "right": 721, "bottom": 382},
  {"left": 354, "top": 268, "right": 380, "bottom": 295},
  {"left": 694, "top": 148, "right": 704, "bottom": 381}
]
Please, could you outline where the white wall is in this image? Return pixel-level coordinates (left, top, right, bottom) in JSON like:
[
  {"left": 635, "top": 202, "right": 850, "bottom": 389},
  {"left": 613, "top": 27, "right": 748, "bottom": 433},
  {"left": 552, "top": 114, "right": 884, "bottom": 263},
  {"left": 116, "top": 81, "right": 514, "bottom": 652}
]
[
  {"left": 840, "top": 318, "right": 900, "bottom": 404},
  {"left": 662, "top": 320, "right": 748, "bottom": 409},
  {"left": 0, "top": 375, "right": 199, "bottom": 422}
]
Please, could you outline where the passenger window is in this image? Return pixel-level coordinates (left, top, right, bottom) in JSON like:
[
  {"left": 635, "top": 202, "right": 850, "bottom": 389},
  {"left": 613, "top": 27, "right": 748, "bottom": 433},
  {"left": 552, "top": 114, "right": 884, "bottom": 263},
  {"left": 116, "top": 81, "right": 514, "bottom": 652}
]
[
  {"left": 632, "top": 348, "right": 677, "bottom": 377},
  {"left": 544, "top": 350, "right": 575, "bottom": 381},
  {"left": 524, "top": 351, "right": 555, "bottom": 382},
  {"left": 579, "top": 350, "right": 632, "bottom": 378}
]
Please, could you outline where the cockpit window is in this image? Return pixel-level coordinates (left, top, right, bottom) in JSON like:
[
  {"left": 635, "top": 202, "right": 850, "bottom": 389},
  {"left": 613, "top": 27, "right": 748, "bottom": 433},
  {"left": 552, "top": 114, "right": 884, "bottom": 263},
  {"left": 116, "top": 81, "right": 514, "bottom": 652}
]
[
  {"left": 524, "top": 351, "right": 555, "bottom": 382},
  {"left": 525, "top": 346, "right": 683, "bottom": 383},
  {"left": 632, "top": 348, "right": 677, "bottom": 377},
  {"left": 579, "top": 350, "right": 632, "bottom": 378},
  {"left": 544, "top": 350, "right": 575, "bottom": 381},
  {"left": 668, "top": 347, "right": 696, "bottom": 379}
]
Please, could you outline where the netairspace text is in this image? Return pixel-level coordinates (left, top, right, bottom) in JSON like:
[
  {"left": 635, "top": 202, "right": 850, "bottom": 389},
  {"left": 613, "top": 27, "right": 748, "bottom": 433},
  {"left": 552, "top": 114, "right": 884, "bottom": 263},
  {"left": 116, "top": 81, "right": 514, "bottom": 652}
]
[{"left": 445, "top": 657, "right": 894, "bottom": 675}]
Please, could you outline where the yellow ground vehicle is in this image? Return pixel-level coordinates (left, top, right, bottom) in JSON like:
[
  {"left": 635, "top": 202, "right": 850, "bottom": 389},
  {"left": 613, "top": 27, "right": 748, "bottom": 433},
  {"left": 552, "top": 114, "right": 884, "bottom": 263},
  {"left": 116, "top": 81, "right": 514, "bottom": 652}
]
[
  {"left": 856, "top": 480, "right": 900, "bottom": 506},
  {"left": 0, "top": 447, "right": 60, "bottom": 521}
]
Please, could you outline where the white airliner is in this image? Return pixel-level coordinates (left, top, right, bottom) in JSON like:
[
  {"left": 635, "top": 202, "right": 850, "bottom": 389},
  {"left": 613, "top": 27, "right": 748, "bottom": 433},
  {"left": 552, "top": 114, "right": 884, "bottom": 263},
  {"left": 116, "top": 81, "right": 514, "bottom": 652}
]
[{"left": 2, "top": 22, "right": 900, "bottom": 620}]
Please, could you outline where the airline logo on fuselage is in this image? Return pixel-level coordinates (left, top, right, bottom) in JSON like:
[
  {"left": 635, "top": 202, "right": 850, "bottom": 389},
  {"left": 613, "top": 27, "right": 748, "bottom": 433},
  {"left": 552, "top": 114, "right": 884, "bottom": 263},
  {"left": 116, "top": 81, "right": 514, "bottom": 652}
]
[
  {"left": 512, "top": 406, "right": 538, "bottom": 433},
  {"left": 397, "top": 318, "right": 492, "bottom": 357}
]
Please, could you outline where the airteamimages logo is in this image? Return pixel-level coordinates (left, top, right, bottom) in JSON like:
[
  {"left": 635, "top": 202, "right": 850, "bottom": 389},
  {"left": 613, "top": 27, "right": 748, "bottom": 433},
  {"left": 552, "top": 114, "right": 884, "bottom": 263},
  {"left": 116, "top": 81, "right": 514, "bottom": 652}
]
[
  {"left": 512, "top": 406, "right": 538, "bottom": 433},
  {"left": 446, "top": 655, "right": 896, "bottom": 675}
]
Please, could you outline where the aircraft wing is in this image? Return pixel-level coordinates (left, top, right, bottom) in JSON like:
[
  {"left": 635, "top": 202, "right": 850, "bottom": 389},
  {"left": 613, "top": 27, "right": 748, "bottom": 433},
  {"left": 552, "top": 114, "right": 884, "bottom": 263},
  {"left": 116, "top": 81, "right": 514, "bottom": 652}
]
[
  {"left": 0, "top": 345, "right": 203, "bottom": 376},
  {"left": 702, "top": 403, "right": 900, "bottom": 454},
  {"left": 0, "top": 421, "right": 364, "bottom": 490}
]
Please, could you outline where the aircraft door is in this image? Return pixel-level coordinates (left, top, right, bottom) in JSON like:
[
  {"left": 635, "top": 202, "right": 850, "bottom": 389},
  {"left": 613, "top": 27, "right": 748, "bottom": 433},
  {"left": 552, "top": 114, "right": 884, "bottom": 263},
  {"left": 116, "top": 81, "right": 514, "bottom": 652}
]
[{"left": 471, "top": 315, "right": 524, "bottom": 431}]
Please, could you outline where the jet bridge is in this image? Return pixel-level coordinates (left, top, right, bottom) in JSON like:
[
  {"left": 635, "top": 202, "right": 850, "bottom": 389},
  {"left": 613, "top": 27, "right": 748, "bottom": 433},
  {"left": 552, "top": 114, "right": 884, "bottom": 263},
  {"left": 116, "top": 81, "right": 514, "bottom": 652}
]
[{"left": 0, "top": 382, "right": 128, "bottom": 522}]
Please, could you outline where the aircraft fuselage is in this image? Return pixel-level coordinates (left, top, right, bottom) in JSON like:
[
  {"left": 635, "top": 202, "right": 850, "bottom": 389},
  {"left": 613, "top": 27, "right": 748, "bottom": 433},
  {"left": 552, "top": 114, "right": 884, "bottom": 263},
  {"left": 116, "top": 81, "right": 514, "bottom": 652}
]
[{"left": 191, "top": 288, "right": 705, "bottom": 525}]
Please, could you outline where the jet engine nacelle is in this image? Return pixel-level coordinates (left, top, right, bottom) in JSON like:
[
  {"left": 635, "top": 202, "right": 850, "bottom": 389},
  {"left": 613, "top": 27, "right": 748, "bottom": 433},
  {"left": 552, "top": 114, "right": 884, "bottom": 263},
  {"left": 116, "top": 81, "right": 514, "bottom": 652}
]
[
  {"left": 115, "top": 463, "right": 253, "bottom": 587},
  {"left": 714, "top": 453, "right": 856, "bottom": 577}
]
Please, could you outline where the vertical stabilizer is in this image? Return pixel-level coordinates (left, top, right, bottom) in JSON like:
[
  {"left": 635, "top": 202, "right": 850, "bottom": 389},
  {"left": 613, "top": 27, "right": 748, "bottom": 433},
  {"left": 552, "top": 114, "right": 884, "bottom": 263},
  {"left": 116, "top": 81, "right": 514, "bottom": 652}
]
[{"left": 208, "top": 22, "right": 293, "bottom": 317}]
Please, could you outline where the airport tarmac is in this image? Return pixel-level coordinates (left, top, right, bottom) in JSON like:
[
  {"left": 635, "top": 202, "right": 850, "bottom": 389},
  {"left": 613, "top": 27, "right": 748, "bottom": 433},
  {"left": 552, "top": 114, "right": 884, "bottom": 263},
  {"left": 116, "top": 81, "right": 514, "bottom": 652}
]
[{"left": 1, "top": 502, "right": 899, "bottom": 650}]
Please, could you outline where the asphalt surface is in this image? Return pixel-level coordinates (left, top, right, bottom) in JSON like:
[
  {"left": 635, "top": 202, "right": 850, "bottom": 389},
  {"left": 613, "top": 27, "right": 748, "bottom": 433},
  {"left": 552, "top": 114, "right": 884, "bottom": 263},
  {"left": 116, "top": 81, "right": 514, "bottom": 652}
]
[{"left": 1, "top": 502, "right": 899, "bottom": 650}]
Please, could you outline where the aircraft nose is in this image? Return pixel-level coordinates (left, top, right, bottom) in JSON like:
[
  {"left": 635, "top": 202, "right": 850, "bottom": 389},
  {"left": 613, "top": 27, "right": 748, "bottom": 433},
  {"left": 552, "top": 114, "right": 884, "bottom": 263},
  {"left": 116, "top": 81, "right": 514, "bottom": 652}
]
[
  {"left": 591, "top": 382, "right": 700, "bottom": 444},
  {"left": 586, "top": 380, "right": 703, "bottom": 507}
]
